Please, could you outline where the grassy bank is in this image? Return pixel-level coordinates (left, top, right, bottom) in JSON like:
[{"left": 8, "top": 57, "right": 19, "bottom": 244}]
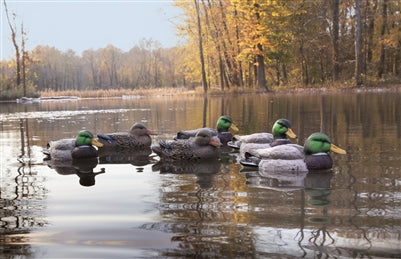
[
  {"left": 39, "top": 84, "right": 401, "bottom": 99},
  {"left": 2, "top": 83, "right": 400, "bottom": 102},
  {"left": 39, "top": 86, "right": 268, "bottom": 98}
]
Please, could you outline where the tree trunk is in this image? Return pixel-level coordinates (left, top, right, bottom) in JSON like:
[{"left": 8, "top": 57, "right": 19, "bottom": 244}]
[
  {"left": 4, "top": 0, "right": 21, "bottom": 87},
  {"left": 194, "top": 0, "right": 208, "bottom": 94},
  {"left": 355, "top": 0, "right": 363, "bottom": 86},
  {"left": 256, "top": 43, "right": 267, "bottom": 90},
  {"left": 366, "top": 0, "right": 377, "bottom": 64},
  {"left": 21, "top": 23, "right": 27, "bottom": 96},
  {"left": 233, "top": 4, "right": 244, "bottom": 88},
  {"left": 377, "top": 0, "right": 388, "bottom": 78},
  {"left": 332, "top": 0, "right": 340, "bottom": 82}
]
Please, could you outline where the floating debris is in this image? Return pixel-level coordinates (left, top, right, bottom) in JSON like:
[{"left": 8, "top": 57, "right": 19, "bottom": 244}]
[{"left": 16, "top": 96, "right": 79, "bottom": 104}]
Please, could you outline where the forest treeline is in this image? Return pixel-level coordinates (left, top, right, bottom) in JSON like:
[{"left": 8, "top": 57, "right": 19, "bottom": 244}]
[{"left": 1, "top": 0, "right": 400, "bottom": 99}]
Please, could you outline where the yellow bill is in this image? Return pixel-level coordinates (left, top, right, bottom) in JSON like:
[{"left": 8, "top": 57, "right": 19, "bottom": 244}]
[
  {"left": 229, "top": 123, "right": 239, "bottom": 134},
  {"left": 330, "top": 144, "right": 346, "bottom": 154},
  {"left": 285, "top": 128, "right": 297, "bottom": 139},
  {"left": 91, "top": 138, "right": 104, "bottom": 148}
]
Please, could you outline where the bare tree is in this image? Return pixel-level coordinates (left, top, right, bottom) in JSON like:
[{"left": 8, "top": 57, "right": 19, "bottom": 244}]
[
  {"left": 194, "top": 0, "right": 208, "bottom": 94},
  {"left": 21, "top": 23, "right": 27, "bottom": 95},
  {"left": 3, "top": 0, "right": 21, "bottom": 87}
]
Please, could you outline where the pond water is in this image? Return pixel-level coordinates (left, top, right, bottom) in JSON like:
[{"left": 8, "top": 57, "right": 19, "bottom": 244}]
[{"left": 1, "top": 91, "right": 401, "bottom": 258}]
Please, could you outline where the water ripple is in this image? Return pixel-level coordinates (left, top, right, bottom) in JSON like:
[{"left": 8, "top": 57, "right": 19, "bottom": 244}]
[{"left": 0, "top": 108, "right": 150, "bottom": 121}]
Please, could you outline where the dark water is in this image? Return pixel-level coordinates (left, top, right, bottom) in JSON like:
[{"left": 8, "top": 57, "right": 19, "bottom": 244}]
[{"left": 1, "top": 91, "right": 401, "bottom": 258}]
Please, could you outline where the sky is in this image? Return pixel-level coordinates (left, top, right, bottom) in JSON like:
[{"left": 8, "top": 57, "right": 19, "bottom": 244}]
[{"left": 1, "top": 0, "right": 183, "bottom": 60}]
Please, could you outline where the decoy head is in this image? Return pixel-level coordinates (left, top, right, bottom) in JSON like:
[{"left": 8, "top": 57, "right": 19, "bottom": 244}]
[
  {"left": 195, "top": 129, "right": 222, "bottom": 147},
  {"left": 272, "top": 119, "right": 297, "bottom": 139},
  {"left": 216, "top": 115, "right": 239, "bottom": 133},
  {"left": 75, "top": 130, "right": 103, "bottom": 147},
  {"left": 130, "top": 123, "right": 156, "bottom": 136},
  {"left": 304, "top": 132, "right": 346, "bottom": 155}
]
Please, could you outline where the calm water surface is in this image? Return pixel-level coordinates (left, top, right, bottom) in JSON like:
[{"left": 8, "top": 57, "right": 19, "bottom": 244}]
[{"left": 1, "top": 92, "right": 401, "bottom": 258}]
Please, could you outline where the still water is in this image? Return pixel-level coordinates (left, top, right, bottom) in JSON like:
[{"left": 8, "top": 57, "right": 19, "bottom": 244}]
[{"left": 1, "top": 91, "right": 401, "bottom": 258}]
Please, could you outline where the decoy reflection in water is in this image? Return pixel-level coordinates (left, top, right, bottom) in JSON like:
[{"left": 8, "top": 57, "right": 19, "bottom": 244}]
[
  {"left": 43, "top": 130, "right": 103, "bottom": 161},
  {"left": 44, "top": 158, "right": 105, "bottom": 187},
  {"left": 175, "top": 115, "right": 239, "bottom": 146},
  {"left": 152, "top": 129, "right": 222, "bottom": 161},
  {"left": 244, "top": 168, "right": 333, "bottom": 193},
  {"left": 241, "top": 132, "right": 346, "bottom": 172},
  {"left": 152, "top": 160, "right": 221, "bottom": 189},
  {"left": 97, "top": 123, "right": 156, "bottom": 149},
  {"left": 98, "top": 147, "right": 154, "bottom": 166},
  {"left": 228, "top": 118, "right": 297, "bottom": 158}
]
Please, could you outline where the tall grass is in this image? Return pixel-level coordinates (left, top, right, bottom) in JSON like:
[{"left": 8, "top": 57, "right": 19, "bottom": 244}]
[
  {"left": 40, "top": 86, "right": 266, "bottom": 98},
  {"left": 39, "top": 83, "right": 401, "bottom": 99},
  {"left": 40, "top": 87, "right": 203, "bottom": 98}
]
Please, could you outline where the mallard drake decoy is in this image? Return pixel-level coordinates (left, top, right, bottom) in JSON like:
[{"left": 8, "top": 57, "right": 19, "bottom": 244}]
[
  {"left": 303, "top": 132, "right": 346, "bottom": 171},
  {"left": 240, "top": 132, "right": 346, "bottom": 172},
  {"left": 175, "top": 115, "right": 239, "bottom": 146},
  {"left": 43, "top": 130, "right": 103, "bottom": 160},
  {"left": 152, "top": 129, "right": 222, "bottom": 161},
  {"left": 228, "top": 118, "right": 296, "bottom": 158},
  {"left": 97, "top": 123, "right": 156, "bottom": 149}
]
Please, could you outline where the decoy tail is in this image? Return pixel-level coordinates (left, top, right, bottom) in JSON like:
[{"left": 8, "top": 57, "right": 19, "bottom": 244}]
[
  {"left": 227, "top": 140, "right": 240, "bottom": 149},
  {"left": 159, "top": 139, "right": 172, "bottom": 152},
  {"left": 175, "top": 131, "right": 191, "bottom": 140},
  {"left": 240, "top": 152, "right": 261, "bottom": 167},
  {"left": 42, "top": 142, "right": 51, "bottom": 158},
  {"left": 42, "top": 149, "right": 51, "bottom": 157},
  {"left": 97, "top": 134, "right": 114, "bottom": 144}
]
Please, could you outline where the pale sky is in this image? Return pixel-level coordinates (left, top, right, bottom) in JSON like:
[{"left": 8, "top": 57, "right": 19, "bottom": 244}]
[{"left": 1, "top": 0, "right": 183, "bottom": 60}]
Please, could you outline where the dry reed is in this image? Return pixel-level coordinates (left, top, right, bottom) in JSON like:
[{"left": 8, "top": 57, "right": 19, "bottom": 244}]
[{"left": 39, "top": 84, "right": 401, "bottom": 99}]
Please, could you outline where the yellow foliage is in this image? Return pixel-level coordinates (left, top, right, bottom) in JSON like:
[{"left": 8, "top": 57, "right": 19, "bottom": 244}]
[{"left": 8, "top": 59, "right": 16, "bottom": 68}]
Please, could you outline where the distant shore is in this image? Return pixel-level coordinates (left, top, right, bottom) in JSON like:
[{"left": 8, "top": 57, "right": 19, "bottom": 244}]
[
  {"left": 39, "top": 84, "right": 401, "bottom": 98},
  {"left": 3, "top": 84, "right": 401, "bottom": 103}
]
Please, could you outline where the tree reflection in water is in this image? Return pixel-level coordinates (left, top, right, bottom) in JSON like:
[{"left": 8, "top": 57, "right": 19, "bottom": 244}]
[
  {"left": 144, "top": 159, "right": 257, "bottom": 257},
  {"left": 1, "top": 118, "right": 46, "bottom": 257},
  {"left": 1, "top": 166, "right": 47, "bottom": 257}
]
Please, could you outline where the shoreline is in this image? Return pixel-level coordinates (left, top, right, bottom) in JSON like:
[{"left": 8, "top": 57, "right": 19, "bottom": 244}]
[{"left": 3, "top": 84, "right": 401, "bottom": 103}]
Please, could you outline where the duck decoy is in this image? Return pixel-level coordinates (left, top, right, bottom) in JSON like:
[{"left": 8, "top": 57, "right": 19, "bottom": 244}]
[
  {"left": 240, "top": 132, "right": 346, "bottom": 172},
  {"left": 228, "top": 118, "right": 297, "bottom": 158},
  {"left": 303, "top": 132, "right": 346, "bottom": 171},
  {"left": 97, "top": 123, "right": 156, "bottom": 149},
  {"left": 152, "top": 129, "right": 222, "bottom": 161},
  {"left": 43, "top": 130, "right": 103, "bottom": 161},
  {"left": 175, "top": 115, "right": 239, "bottom": 146}
]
